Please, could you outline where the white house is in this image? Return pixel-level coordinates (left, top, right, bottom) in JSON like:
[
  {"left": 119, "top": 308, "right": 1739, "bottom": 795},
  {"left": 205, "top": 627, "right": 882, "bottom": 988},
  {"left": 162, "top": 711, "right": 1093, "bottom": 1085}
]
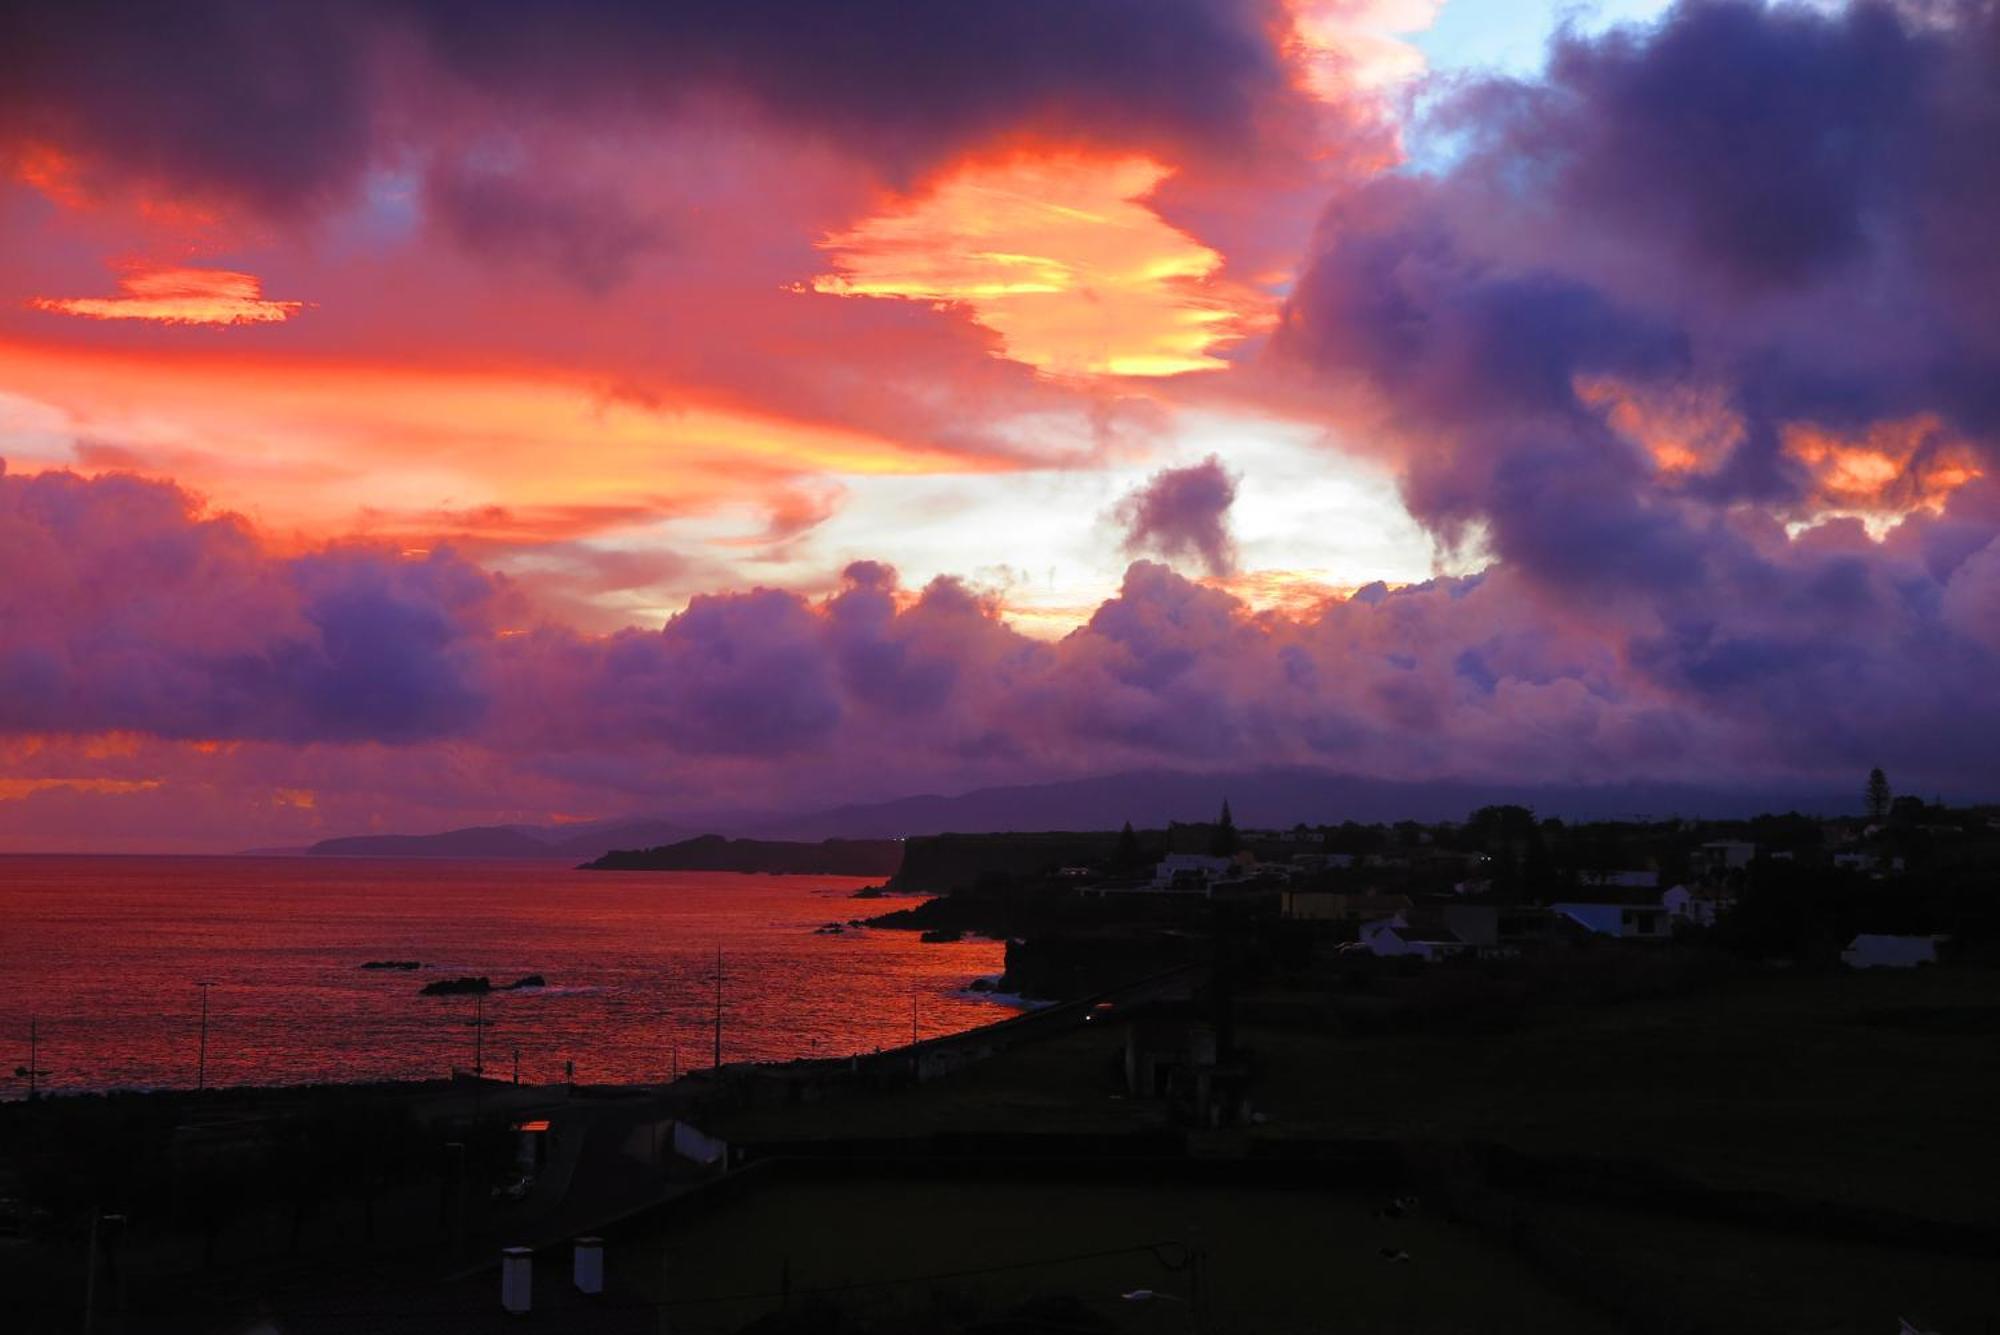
[
  {"left": 1358, "top": 912, "right": 1468, "bottom": 962},
  {"left": 1841, "top": 934, "right": 1947, "bottom": 969},
  {"left": 1662, "top": 883, "right": 1735, "bottom": 927},
  {"left": 1151, "top": 853, "right": 1238, "bottom": 891},
  {"left": 1550, "top": 888, "right": 1671, "bottom": 940}
]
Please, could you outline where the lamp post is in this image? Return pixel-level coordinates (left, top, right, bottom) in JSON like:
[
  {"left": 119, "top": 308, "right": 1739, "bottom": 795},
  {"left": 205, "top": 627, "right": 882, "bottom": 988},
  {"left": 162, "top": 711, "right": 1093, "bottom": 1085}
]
[
  {"left": 82, "top": 1211, "right": 125, "bottom": 1335},
  {"left": 195, "top": 982, "right": 213, "bottom": 1092}
]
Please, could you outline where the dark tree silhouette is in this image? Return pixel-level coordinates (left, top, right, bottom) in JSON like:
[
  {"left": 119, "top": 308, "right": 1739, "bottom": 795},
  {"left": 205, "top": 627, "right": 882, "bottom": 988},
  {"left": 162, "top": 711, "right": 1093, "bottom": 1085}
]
[
  {"left": 1209, "top": 800, "right": 1240, "bottom": 858},
  {"left": 1866, "top": 767, "right": 1892, "bottom": 820},
  {"left": 1113, "top": 821, "right": 1143, "bottom": 873}
]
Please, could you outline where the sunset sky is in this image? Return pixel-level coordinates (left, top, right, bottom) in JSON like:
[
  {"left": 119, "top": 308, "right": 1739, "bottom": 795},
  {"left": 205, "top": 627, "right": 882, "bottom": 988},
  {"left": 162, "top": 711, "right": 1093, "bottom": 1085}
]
[{"left": 6, "top": 0, "right": 2000, "bottom": 850}]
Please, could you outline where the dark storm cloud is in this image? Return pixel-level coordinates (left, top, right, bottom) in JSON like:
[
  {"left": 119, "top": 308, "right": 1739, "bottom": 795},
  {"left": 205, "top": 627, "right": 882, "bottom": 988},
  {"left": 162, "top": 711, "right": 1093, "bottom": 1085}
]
[
  {"left": 0, "top": 0, "right": 1305, "bottom": 212},
  {"left": 0, "top": 2, "right": 378, "bottom": 214},
  {"left": 1272, "top": 0, "right": 2000, "bottom": 780},
  {"left": 1284, "top": 0, "right": 2000, "bottom": 545}
]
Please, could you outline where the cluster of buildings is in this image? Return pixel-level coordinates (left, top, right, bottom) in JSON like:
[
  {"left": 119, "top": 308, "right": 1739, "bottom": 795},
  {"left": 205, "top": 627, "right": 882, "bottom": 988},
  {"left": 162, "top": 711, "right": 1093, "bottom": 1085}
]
[{"left": 1071, "top": 825, "right": 1955, "bottom": 969}]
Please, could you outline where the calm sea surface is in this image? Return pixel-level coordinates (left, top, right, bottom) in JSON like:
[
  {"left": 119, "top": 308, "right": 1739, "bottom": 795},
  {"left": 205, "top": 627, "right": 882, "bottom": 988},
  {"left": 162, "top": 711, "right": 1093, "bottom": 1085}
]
[{"left": 0, "top": 856, "right": 1013, "bottom": 1096}]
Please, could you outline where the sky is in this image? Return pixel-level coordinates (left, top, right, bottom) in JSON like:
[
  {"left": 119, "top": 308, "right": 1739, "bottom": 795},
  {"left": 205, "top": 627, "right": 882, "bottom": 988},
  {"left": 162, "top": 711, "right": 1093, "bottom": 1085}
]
[{"left": 3, "top": 0, "right": 1999, "bottom": 850}]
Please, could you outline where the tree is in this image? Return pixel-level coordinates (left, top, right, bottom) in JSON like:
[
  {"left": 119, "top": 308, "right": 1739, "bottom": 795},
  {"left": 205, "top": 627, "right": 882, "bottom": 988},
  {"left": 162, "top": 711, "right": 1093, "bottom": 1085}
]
[
  {"left": 1209, "top": 800, "right": 1240, "bottom": 858},
  {"left": 1113, "top": 821, "right": 1143, "bottom": 873},
  {"left": 1866, "top": 767, "right": 1892, "bottom": 821}
]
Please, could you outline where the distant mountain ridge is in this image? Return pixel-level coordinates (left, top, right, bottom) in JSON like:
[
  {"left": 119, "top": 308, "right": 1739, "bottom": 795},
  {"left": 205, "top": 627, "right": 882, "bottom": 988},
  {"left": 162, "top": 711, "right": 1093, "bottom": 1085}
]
[
  {"left": 304, "top": 766, "right": 1860, "bottom": 859},
  {"left": 751, "top": 767, "right": 1858, "bottom": 838},
  {"left": 306, "top": 818, "right": 695, "bottom": 861}
]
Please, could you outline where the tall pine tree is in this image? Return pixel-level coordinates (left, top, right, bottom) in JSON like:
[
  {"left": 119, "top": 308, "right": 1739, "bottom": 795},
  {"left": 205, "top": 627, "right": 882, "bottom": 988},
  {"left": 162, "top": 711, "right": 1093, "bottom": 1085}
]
[
  {"left": 1114, "top": 820, "right": 1142, "bottom": 873},
  {"left": 1209, "top": 800, "right": 1240, "bottom": 858},
  {"left": 1866, "top": 767, "right": 1891, "bottom": 821}
]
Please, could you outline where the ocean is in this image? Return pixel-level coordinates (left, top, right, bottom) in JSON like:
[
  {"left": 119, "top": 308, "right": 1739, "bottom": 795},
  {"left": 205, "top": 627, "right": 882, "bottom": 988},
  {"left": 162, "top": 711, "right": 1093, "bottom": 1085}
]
[{"left": 0, "top": 856, "right": 1012, "bottom": 1096}]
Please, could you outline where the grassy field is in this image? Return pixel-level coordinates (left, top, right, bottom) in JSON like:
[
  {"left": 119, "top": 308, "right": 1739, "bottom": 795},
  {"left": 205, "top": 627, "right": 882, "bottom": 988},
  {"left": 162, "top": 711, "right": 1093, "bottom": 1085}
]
[
  {"left": 697, "top": 964, "right": 1999, "bottom": 1332},
  {"left": 1247, "top": 964, "right": 2000, "bottom": 1226},
  {"left": 619, "top": 1176, "right": 1619, "bottom": 1335},
  {"left": 717, "top": 966, "right": 2000, "bottom": 1228},
  {"left": 1524, "top": 1199, "right": 2000, "bottom": 1335},
  {"left": 709, "top": 1023, "right": 1163, "bottom": 1142}
]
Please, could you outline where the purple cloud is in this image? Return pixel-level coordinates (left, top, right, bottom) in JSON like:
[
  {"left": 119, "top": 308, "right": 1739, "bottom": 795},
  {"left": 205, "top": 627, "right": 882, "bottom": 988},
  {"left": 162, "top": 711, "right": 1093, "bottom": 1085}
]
[
  {"left": 1116, "top": 455, "right": 1240, "bottom": 576},
  {"left": 9, "top": 463, "right": 2000, "bottom": 848}
]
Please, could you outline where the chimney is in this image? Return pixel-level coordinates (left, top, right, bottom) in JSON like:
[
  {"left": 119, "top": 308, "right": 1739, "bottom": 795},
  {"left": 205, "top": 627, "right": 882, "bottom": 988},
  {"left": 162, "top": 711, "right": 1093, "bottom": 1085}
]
[
  {"left": 501, "top": 1246, "right": 533, "bottom": 1315},
  {"left": 574, "top": 1236, "right": 605, "bottom": 1295}
]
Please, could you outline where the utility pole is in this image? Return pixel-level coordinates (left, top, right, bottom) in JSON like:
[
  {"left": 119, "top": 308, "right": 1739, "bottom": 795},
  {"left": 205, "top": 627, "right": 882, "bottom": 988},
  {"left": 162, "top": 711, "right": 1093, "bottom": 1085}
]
[
  {"left": 195, "top": 982, "right": 213, "bottom": 1092},
  {"left": 17, "top": 1017, "right": 48, "bottom": 1098},
  {"left": 512, "top": 1047, "right": 520, "bottom": 1086},
  {"left": 711, "top": 947, "right": 723, "bottom": 1071},
  {"left": 467, "top": 992, "right": 490, "bottom": 1077}
]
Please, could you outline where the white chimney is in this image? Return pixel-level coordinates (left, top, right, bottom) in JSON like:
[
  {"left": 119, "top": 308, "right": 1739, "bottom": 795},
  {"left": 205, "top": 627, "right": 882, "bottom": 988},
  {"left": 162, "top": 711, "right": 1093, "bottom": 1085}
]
[
  {"left": 574, "top": 1236, "right": 604, "bottom": 1295},
  {"left": 501, "top": 1246, "right": 533, "bottom": 1314}
]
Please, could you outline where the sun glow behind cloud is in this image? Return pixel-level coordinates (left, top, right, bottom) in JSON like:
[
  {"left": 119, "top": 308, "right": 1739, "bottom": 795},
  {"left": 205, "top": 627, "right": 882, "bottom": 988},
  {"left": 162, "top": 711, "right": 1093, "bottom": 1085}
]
[
  {"left": 1287, "top": 0, "right": 1447, "bottom": 97},
  {"left": 0, "top": 338, "right": 993, "bottom": 547},
  {"left": 1782, "top": 417, "right": 1983, "bottom": 536},
  {"left": 31, "top": 264, "right": 305, "bottom": 326},
  {"left": 813, "top": 154, "right": 1262, "bottom": 378},
  {"left": 1581, "top": 377, "right": 1984, "bottom": 537}
]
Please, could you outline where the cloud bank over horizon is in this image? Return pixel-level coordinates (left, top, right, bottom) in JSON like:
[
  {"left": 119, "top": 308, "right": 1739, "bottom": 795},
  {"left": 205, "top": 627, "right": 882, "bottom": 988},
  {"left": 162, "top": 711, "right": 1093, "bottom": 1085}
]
[
  {"left": 6, "top": 447, "right": 2000, "bottom": 850},
  {"left": 4, "top": 1, "right": 2000, "bottom": 848}
]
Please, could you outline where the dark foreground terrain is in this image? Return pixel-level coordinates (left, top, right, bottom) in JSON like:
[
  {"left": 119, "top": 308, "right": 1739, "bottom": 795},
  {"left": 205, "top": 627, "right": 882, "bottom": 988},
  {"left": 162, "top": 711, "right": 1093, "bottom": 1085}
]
[{"left": 5, "top": 957, "right": 1996, "bottom": 1334}]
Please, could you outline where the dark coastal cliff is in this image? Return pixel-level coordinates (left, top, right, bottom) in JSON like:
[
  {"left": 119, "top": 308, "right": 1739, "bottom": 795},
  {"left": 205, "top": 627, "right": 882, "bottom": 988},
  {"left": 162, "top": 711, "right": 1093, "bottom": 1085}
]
[{"left": 581, "top": 834, "right": 904, "bottom": 876}]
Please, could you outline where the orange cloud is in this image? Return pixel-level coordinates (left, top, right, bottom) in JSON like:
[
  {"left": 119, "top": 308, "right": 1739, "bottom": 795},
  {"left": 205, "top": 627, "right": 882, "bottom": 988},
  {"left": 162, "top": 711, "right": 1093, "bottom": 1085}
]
[
  {"left": 1783, "top": 416, "right": 1982, "bottom": 531},
  {"left": 30, "top": 263, "right": 305, "bottom": 326},
  {"left": 0, "top": 336, "right": 999, "bottom": 549},
  {"left": 813, "top": 153, "right": 1265, "bottom": 378},
  {"left": 1577, "top": 375, "right": 1745, "bottom": 477},
  {"left": 1209, "top": 567, "right": 1370, "bottom": 618},
  {"left": 11, "top": 143, "right": 92, "bottom": 209},
  {"left": 0, "top": 777, "right": 162, "bottom": 801}
]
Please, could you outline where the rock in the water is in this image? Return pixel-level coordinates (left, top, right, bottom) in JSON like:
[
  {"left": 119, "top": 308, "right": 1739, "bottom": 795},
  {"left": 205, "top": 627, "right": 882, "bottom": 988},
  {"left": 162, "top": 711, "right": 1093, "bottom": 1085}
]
[{"left": 420, "top": 976, "right": 492, "bottom": 996}]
